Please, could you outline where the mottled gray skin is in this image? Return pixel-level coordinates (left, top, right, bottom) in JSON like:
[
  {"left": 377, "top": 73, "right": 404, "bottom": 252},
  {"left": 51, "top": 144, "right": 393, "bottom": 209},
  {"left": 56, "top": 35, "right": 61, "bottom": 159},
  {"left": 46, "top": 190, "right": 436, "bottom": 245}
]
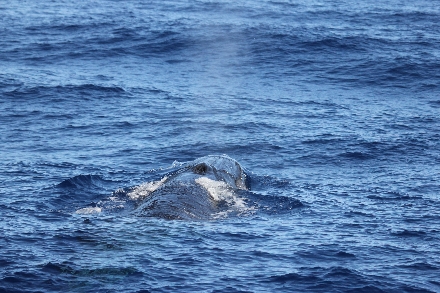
[{"left": 136, "top": 155, "right": 250, "bottom": 220}]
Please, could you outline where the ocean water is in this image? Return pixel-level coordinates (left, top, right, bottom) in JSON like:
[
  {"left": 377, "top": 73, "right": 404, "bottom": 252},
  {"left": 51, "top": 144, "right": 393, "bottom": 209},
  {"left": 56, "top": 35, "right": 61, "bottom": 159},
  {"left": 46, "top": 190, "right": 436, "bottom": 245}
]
[{"left": 1, "top": 0, "right": 440, "bottom": 292}]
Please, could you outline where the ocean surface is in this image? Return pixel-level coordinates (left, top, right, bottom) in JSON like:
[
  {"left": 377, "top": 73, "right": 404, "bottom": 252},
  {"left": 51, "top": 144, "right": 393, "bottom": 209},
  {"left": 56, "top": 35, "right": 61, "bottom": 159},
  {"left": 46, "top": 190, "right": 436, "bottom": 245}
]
[{"left": 1, "top": 0, "right": 440, "bottom": 292}]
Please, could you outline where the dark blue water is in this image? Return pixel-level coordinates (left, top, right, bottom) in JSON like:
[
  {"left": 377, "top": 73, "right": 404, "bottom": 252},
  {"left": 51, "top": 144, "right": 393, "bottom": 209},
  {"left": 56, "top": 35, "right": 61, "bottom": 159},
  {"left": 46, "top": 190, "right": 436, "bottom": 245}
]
[{"left": 1, "top": 0, "right": 440, "bottom": 292}]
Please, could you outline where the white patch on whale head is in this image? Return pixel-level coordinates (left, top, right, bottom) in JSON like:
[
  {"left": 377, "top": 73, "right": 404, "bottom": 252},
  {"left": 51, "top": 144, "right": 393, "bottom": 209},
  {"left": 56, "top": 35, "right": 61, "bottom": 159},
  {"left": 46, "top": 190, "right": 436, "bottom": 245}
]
[
  {"left": 127, "top": 176, "right": 168, "bottom": 200},
  {"left": 195, "top": 177, "right": 253, "bottom": 218}
]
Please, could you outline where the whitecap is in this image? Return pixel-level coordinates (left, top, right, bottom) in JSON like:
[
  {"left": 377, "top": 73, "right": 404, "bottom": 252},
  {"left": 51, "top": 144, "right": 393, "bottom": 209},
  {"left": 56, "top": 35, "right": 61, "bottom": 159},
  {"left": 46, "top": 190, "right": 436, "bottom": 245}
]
[{"left": 75, "top": 207, "right": 102, "bottom": 214}]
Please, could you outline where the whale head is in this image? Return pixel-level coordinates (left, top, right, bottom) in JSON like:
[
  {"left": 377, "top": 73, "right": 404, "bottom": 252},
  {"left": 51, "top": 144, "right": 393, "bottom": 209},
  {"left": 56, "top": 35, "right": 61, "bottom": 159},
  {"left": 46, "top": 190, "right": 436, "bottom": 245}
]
[{"left": 131, "top": 155, "right": 250, "bottom": 220}]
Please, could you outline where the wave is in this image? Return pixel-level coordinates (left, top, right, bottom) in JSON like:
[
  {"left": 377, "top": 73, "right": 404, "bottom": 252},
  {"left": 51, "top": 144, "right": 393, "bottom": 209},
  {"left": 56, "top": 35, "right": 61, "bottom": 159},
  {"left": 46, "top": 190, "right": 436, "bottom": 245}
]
[
  {"left": 338, "top": 151, "right": 374, "bottom": 160},
  {"left": 1, "top": 262, "right": 141, "bottom": 292},
  {"left": 41, "top": 261, "right": 141, "bottom": 276},
  {"left": 263, "top": 265, "right": 435, "bottom": 292},
  {"left": 4, "top": 84, "right": 126, "bottom": 98},
  {"left": 246, "top": 192, "right": 303, "bottom": 216},
  {"left": 399, "top": 262, "right": 439, "bottom": 271},
  {"left": 57, "top": 174, "right": 108, "bottom": 189},
  {"left": 51, "top": 174, "right": 119, "bottom": 214},
  {"left": 264, "top": 266, "right": 389, "bottom": 292},
  {"left": 391, "top": 229, "right": 428, "bottom": 238}
]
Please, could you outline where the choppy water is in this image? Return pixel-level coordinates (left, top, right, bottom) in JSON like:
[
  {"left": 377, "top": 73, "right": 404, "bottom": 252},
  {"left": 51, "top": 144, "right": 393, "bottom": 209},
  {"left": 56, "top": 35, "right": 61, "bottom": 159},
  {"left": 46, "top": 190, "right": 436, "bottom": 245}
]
[{"left": 1, "top": 0, "right": 440, "bottom": 292}]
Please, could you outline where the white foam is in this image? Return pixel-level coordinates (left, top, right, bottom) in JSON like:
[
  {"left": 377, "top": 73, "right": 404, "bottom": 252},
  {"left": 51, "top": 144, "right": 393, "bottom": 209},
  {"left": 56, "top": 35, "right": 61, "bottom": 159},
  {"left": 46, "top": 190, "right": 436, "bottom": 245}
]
[
  {"left": 75, "top": 207, "right": 102, "bottom": 214},
  {"left": 127, "top": 176, "right": 168, "bottom": 200},
  {"left": 195, "top": 177, "right": 251, "bottom": 217}
]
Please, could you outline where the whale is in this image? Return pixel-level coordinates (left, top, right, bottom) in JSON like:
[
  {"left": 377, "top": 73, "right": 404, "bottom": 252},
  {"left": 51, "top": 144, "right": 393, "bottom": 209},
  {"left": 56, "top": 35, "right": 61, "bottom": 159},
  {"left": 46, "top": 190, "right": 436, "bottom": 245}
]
[{"left": 127, "top": 155, "right": 251, "bottom": 220}]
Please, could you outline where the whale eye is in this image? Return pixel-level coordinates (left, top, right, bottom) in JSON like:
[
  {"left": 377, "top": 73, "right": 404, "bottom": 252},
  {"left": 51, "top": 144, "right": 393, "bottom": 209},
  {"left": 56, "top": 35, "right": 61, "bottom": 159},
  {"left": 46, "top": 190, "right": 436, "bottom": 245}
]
[{"left": 192, "top": 163, "right": 208, "bottom": 175}]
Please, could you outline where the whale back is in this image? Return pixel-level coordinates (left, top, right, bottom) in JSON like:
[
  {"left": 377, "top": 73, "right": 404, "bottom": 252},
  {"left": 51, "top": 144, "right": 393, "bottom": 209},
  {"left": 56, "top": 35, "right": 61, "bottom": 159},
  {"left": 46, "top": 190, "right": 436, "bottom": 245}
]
[{"left": 134, "top": 155, "right": 250, "bottom": 220}]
